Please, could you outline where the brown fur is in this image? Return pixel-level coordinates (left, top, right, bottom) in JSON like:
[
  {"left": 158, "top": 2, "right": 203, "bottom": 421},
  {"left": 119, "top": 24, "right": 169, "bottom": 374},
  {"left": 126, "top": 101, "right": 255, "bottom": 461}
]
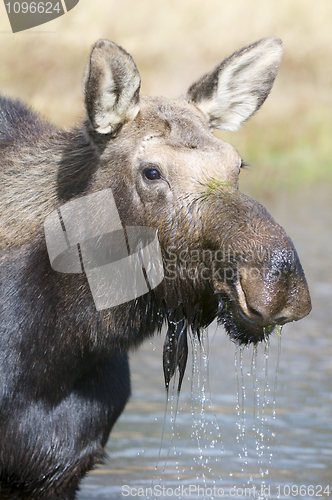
[{"left": 0, "top": 38, "right": 311, "bottom": 499}]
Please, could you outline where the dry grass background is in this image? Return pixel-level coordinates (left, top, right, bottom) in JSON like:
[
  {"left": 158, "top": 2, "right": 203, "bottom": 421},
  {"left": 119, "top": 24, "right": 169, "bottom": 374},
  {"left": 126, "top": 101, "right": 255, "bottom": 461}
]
[{"left": 0, "top": 0, "right": 331, "bottom": 197}]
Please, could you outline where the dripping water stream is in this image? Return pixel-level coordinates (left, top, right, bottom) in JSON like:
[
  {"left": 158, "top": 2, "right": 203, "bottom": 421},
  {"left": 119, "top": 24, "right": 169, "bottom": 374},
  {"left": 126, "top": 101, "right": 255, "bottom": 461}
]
[
  {"left": 189, "top": 327, "right": 223, "bottom": 487},
  {"left": 151, "top": 324, "right": 284, "bottom": 499},
  {"left": 232, "top": 327, "right": 283, "bottom": 498},
  {"left": 153, "top": 325, "right": 225, "bottom": 491}
]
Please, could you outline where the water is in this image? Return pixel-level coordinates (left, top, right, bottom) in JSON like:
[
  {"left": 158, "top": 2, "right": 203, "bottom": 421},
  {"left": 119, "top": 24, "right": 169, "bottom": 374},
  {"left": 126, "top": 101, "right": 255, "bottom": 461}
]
[{"left": 79, "top": 187, "right": 332, "bottom": 499}]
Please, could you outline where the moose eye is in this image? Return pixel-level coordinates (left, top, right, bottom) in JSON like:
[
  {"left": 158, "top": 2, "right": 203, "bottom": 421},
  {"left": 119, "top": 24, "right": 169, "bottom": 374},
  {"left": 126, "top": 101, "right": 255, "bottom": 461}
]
[{"left": 143, "top": 166, "right": 162, "bottom": 181}]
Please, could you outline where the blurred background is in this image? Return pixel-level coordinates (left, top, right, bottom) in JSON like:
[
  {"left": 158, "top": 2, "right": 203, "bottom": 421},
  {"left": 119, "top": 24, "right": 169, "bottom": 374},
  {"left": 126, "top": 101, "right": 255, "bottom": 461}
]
[{"left": 1, "top": 1, "right": 331, "bottom": 498}]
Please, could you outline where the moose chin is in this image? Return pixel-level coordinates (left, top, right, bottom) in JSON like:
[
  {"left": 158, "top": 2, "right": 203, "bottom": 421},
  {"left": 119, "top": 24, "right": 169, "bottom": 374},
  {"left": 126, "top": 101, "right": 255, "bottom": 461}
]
[{"left": 0, "top": 37, "right": 311, "bottom": 499}]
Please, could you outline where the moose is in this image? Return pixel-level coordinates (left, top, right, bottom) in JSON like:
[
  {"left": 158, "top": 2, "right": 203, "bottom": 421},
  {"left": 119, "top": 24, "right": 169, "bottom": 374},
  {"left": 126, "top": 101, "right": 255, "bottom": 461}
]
[{"left": 0, "top": 37, "right": 311, "bottom": 499}]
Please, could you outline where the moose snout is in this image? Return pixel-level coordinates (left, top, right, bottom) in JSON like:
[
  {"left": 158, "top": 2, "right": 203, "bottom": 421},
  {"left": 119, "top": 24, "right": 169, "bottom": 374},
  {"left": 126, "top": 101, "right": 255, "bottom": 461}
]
[
  {"left": 235, "top": 252, "right": 312, "bottom": 328},
  {"left": 202, "top": 189, "right": 311, "bottom": 343}
]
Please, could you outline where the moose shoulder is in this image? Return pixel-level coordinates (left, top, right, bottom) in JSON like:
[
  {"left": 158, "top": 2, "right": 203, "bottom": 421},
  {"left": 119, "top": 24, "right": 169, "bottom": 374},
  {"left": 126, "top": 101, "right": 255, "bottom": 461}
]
[{"left": 0, "top": 38, "right": 311, "bottom": 499}]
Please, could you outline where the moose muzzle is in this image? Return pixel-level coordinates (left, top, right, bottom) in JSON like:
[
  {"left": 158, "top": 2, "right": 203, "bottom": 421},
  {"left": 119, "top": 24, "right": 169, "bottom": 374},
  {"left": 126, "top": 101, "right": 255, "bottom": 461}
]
[{"left": 203, "top": 186, "right": 312, "bottom": 344}]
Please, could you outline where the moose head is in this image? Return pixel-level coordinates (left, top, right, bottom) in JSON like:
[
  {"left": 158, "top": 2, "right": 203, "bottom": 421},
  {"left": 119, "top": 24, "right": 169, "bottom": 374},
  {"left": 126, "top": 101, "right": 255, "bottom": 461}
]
[{"left": 71, "top": 37, "right": 312, "bottom": 387}]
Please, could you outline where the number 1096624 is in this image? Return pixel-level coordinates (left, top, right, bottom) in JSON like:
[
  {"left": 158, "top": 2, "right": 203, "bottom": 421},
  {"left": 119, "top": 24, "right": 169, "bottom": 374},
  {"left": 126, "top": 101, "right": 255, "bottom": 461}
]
[{"left": 5, "top": 1, "right": 61, "bottom": 14}]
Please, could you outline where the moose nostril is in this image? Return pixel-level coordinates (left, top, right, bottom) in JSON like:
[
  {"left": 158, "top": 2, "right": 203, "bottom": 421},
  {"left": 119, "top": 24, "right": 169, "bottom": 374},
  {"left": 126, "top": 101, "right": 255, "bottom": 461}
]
[
  {"left": 246, "top": 304, "right": 265, "bottom": 322},
  {"left": 235, "top": 280, "right": 266, "bottom": 323},
  {"left": 235, "top": 279, "right": 277, "bottom": 325}
]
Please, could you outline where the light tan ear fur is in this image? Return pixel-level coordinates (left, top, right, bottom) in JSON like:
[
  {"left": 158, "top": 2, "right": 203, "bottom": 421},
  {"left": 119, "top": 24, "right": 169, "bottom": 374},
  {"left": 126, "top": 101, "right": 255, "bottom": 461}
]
[
  {"left": 187, "top": 37, "right": 282, "bottom": 131},
  {"left": 83, "top": 40, "right": 141, "bottom": 135}
]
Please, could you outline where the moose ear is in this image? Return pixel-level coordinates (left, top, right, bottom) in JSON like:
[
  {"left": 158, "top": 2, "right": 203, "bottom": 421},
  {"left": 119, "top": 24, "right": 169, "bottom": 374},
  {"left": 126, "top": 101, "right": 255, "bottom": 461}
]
[
  {"left": 83, "top": 40, "right": 141, "bottom": 135},
  {"left": 187, "top": 37, "right": 282, "bottom": 131}
]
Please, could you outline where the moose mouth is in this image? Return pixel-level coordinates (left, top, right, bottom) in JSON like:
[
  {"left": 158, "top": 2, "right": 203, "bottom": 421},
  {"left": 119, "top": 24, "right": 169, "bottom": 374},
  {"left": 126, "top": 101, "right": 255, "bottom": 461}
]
[
  {"left": 162, "top": 287, "right": 275, "bottom": 393},
  {"left": 162, "top": 243, "right": 311, "bottom": 390},
  {"left": 217, "top": 294, "right": 276, "bottom": 345},
  {"left": 214, "top": 273, "right": 292, "bottom": 345},
  {"left": 209, "top": 275, "right": 275, "bottom": 345}
]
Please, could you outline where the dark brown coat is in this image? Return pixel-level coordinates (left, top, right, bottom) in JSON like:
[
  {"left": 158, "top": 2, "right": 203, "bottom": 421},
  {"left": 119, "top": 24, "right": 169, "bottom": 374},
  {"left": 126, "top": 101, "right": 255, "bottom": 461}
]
[{"left": 0, "top": 38, "right": 311, "bottom": 499}]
